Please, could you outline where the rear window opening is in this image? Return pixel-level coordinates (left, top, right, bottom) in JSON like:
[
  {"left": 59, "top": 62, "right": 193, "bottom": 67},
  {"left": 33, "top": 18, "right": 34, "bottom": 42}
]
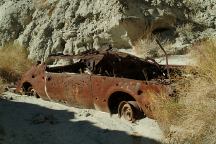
[
  {"left": 46, "top": 61, "right": 86, "bottom": 73},
  {"left": 45, "top": 51, "right": 165, "bottom": 81}
]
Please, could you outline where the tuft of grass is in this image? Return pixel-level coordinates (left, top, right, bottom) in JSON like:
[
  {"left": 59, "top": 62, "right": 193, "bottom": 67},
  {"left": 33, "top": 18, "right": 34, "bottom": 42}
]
[
  {"left": 176, "top": 23, "right": 194, "bottom": 40},
  {"left": 148, "top": 89, "right": 186, "bottom": 135},
  {"left": 0, "top": 78, "right": 4, "bottom": 94},
  {"left": 194, "top": 39, "right": 216, "bottom": 82},
  {"left": 153, "top": 38, "right": 216, "bottom": 143},
  {"left": 0, "top": 43, "right": 32, "bottom": 87},
  {"left": 176, "top": 23, "right": 193, "bottom": 33},
  {"left": 133, "top": 38, "right": 159, "bottom": 58},
  {"left": 133, "top": 37, "right": 177, "bottom": 58}
]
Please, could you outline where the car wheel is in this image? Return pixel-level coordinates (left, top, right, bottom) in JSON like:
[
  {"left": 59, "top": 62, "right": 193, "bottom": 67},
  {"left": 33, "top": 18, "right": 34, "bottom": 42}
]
[
  {"left": 22, "top": 86, "right": 39, "bottom": 98},
  {"left": 118, "top": 101, "right": 143, "bottom": 122}
]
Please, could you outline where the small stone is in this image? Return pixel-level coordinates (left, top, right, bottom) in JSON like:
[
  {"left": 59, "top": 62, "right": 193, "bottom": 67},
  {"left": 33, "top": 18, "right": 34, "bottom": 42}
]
[{"left": 85, "top": 113, "right": 91, "bottom": 117}]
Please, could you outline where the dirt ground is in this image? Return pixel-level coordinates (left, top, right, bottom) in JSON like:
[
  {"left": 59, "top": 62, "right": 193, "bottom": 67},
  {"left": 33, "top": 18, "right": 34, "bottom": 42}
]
[{"left": 0, "top": 92, "right": 163, "bottom": 144}]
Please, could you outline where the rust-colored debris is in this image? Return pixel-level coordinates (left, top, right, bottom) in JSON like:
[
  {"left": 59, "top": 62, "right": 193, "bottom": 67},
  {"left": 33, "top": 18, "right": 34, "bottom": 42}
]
[{"left": 16, "top": 49, "right": 179, "bottom": 121}]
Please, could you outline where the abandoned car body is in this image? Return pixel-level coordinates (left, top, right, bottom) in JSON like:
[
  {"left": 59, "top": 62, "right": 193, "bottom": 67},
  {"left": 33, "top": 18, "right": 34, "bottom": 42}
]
[{"left": 16, "top": 50, "right": 170, "bottom": 121}]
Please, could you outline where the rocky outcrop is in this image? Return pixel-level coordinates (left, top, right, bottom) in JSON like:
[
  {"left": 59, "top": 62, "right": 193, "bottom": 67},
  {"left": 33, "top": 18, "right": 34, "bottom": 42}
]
[{"left": 0, "top": 0, "right": 215, "bottom": 60}]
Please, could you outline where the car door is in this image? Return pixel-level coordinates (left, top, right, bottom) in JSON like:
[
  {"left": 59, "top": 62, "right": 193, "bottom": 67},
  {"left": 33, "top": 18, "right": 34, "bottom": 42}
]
[{"left": 45, "top": 73, "right": 94, "bottom": 109}]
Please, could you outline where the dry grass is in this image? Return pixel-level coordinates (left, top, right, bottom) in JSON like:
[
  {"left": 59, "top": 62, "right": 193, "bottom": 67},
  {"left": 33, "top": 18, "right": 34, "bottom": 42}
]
[
  {"left": 0, "top": 78, "right": 4, "bottom": 94},
  {"left": 176, "top": 23, "right": 193, "bottom": 33},
  {"left": 149, "top": 88, "right": 186, "bottom": 135},
  {"left": 152, "top": 38, "right": 216, "bottom": 143},
  {"left": 133, "top": 37, "right": 175, "bottom": 58},
  {"left": 133, "top": 38, "right": 159, "bottom": 58},
  {"left": 0, "top": 43, "right": 32, "bottom": 91},
  {"left": 176, "top": 23, "right": 194, "bottom": 40}
]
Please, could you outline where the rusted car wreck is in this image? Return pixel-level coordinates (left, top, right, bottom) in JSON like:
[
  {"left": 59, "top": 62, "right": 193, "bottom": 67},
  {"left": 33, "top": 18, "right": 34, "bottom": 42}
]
[{"left": 16, "top": 49, "right": 172, "bottom": 122}]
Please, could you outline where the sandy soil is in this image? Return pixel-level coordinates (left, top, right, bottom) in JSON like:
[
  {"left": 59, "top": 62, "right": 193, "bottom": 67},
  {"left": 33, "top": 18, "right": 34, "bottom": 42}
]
[
  {"left": 155, "top": 54, "right": 195, "bottom": 66},
  {"left": 0, "top": 92, "right": 163, "bottom": 144}
]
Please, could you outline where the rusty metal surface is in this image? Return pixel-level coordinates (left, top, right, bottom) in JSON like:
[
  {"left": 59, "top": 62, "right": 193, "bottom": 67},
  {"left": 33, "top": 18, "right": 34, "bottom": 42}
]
[
  {"left": 16, "top": 63, "right": 48, "bottom": 100},
  {"left": 16, "top": 49, "right": 172, "bottom": 120},
  {"left": 91, "top": 75, "right": 167, "bottom": 118},
  {"left": 45, "top": 73, "right": 94, "bottom": 108}
]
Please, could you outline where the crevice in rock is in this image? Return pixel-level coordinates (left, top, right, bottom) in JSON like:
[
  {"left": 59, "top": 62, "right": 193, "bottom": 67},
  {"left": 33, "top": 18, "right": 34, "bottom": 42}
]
[{"left": 152, "top": 27, "right": 177, "bottom": 42}]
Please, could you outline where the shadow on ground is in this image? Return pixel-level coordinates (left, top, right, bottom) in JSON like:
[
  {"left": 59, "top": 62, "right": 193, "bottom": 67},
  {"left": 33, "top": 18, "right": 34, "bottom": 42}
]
[{"left": 0, "top": 98, "right": 161, "bottom": 144}]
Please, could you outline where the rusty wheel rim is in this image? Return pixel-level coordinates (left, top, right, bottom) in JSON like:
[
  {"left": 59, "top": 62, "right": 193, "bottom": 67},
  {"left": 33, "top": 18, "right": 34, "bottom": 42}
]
[
  {"left": 22, "top": 86, "right": 33, "bottom": 96},
  {"left": 121, "top": 103, "right": 134, "bottom": 122}
]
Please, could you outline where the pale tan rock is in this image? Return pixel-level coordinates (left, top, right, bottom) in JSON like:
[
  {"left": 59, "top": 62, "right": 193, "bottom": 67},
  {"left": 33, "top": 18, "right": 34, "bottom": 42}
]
[{"left": 0, "top": 0, "right": 216, "bottom": 60}]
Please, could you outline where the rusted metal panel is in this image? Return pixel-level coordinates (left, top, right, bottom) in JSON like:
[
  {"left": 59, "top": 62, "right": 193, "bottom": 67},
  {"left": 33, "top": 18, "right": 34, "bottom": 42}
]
[
  {"left": 45, "top": 73, "right": 94, "bottom": 108},
  {"left": 91, "top": 75, "right": 167, "bottom": 118},
  {"left": 63, "top": 74, "right": 93, "bottom": 108},
  {"left": 16, "top": 63, "right": 48, "bottom": 100},
  {"left": 45, "top": 73, "right": 69, "bottom": 102}
]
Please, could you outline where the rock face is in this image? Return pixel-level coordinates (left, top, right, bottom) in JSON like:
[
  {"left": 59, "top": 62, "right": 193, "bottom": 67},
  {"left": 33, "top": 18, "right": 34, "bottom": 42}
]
[{"left": 0, "top": 0, "right": 215, "bottom": 60}]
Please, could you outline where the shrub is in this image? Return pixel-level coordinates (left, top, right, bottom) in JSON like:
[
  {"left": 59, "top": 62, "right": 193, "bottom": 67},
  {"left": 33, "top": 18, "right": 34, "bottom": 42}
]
[
  {"left": 153, "top": 38, "right": 216, "bottom": 143},
  {"left": 0, "top": 43, "right": 32, "bottom": 86},
  {"left": 133, "top": 37, "right": 176, "bottom": 58},
  {"left": 0, "top": 78, "right": 4, "bottom": 94},
  {"left": 149, "top": 87, "right": 186, "bottom": 135},
  {"left": 133, "top": 38, "right": 159, "bottom": 58},
  {"left": 176, "top": 23, "right": 194, "bottom": 41}
]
